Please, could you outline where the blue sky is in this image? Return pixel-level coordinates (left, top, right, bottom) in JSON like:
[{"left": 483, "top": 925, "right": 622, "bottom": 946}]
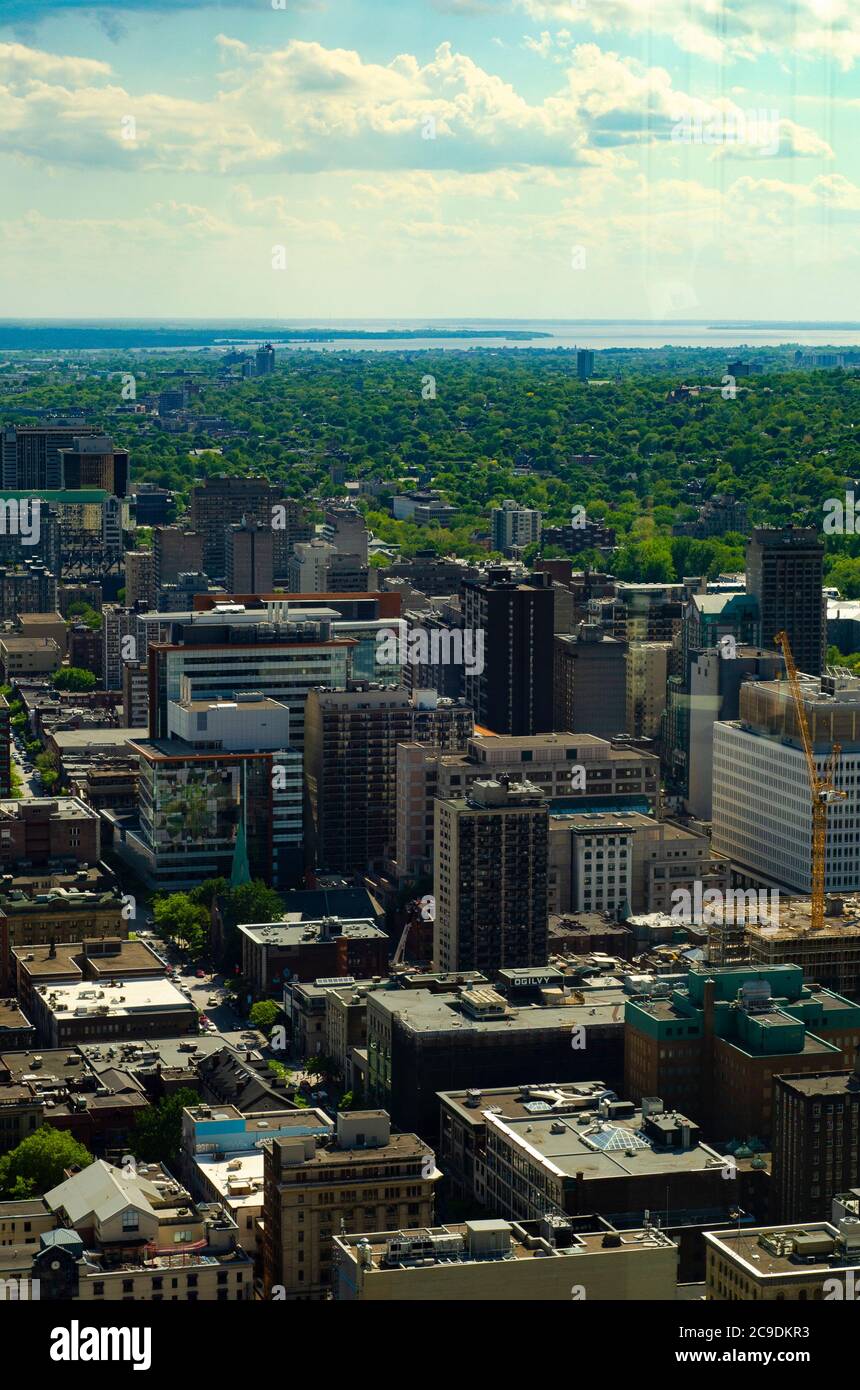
[{"left": 0, "top": 0, "right": 857, "bottom": 318}]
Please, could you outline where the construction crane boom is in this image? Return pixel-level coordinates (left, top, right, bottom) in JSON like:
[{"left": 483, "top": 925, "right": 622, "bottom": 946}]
[{"left": 774, "top": 631, "right": 846, "bottom": 930}]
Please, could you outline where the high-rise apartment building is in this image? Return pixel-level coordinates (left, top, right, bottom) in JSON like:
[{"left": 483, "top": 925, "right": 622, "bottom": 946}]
[
  {"left": 102, "top": 604, "right": 138, "bottom": 691},
  {"left": 554, "top": 625, "right": 627, "bottom": 738},
  {"left": 461, "top": 569, "right": 554, "bottom": 735},
  {"left": 190, "top": 476, "right": 288, "bottom": 579},
  {"left": 304, "top": 683, "right": 473, "bottom": 873},
  {"left": 124, "top": 548, "right": 155, "bottom": 608},
  {"left": 772, "top": 1071, "right": 860, "bottom": 1223},
  {"left": 226, "top": 520, "right": 274, "bottom": 595},
  {"left": 322, "top": 505, "right": 369, "bottom": 563},
  {"left": 625, "top": 641, "right": 670, "bottom": 738},
  {"left": 256, "top": 342, "right": 276, "bottom": 375},
  {"left": 262, "top": 1111, "right": 437, "bottom": 1300},
  {"left": 434, "top": 779, "right": 549, "bottom": 974},
  {"left": 491, "top": 500, "right": 542, "bottom": 556},
  {"left": 0, "top": 562, "right": 57, "bottom": 621},
  {"left": 395, "top": 732, "right": 660, "bottom": 883},
  {"left": 746, "top": 525, "right": 825, "bottom": 675},
  {"left": 153, "top": 525, "right": 205, "bottom": 589}
]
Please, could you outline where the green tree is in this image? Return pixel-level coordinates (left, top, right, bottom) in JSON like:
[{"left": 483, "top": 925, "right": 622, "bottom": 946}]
[
  {"left": 0, "top": 1126, "right": 93, "bottom": 1198},
  {"left": 153, "top": 892, "right": 209, "bottom": 957},
  {"left": 52, "top": 667, "right": 97, "bottom": 692},
  {"left": 131, "top": 1088, "right": 199, "bottom": 1165},
  {"left": 249, "top": 999, "right": 281, "bottom": 1034}
]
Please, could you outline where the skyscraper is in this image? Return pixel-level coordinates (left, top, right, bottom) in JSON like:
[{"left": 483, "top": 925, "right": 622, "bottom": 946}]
[
  {"left": 746, "top": 525, "right": 825, "bottom": 676},
  {"left": 434, "top": 778, "right": 549, "bottom": 974},
  {"left": 461, "top": 569, "right": 554, "bottom": 735},
  {"left": 226, "top": 519, "right": 274, "bottom": 594}
]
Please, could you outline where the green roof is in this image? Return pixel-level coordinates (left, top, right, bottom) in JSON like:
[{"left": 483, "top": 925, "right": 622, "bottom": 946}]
[{"left": 0, "top": 489, "right": 107, "bottom": 504}]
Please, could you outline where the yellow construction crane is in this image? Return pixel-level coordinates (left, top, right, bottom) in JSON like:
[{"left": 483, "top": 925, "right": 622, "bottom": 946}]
[{"left": 774, "top": 631, "right": 846, "bottom": 930}]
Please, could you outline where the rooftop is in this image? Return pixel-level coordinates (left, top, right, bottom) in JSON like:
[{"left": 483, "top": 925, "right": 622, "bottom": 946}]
[
  {"left": 37, "top": 976, "right": 196, "bottom": 1021},
  {"left": 706, "top": 1223, "right": 860, "bottom": 1278},
  {"left": 239, "top": 917, "right": 388, "bottom": 946},
  {"left": 487, "top": 1107, "right": 720, "bottom": 1182}
]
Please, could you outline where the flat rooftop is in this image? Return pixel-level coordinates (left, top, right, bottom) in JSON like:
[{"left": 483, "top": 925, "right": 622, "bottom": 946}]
[
  {"left": 439, "top": 1082, "right": 611, "bottom": 1126},
  {"left": 38, "top": 976, "right": 196, "bottom": 1021},
  {"left": 79, "top": 1034, "right": 227, "bottom": 1072},
  {"left": 14, "top": 939, "right": 164, "bottom": 979},
  {"left": 370, "top": 984, "right": 628, "bottom": 1035},
  {"left": 487, "top": 1109, "right": 720, "bottom": 1181},
  {"left": 0, "top": 797, "right": 97, "bottom": 821},
  {"left": 0, "top": 1001, "right": 32, "bottom": 1031},
  {"left": 337, "top": 1218, "right": 675, "bottom": 1270},
  {"left": 706, "top": 1224, "right": 860, "bottom": 1278},
  {"left": 240, "top": 918, "right": 387, "bottom": 946}
]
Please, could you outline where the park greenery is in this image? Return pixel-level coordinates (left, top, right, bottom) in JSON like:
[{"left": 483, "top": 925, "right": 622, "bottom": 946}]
[{"left": 152, "top": 878, "right": 284, "bottom": 967}]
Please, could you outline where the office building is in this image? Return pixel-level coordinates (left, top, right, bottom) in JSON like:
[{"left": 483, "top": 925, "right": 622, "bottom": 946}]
[
  {"left": 0, "top": 635, "right": 61, "bottom": 681},
  {"left": 366, "top": 973, "right": 628, "bottom": 1137},
  {"left": 491, "top": 500, "right": 542, "bottom": 556},
  {"left": 1, "top": 891, "right": 125, "bottom": 992},
  {"left": 626, "top": 641, "right": 670, "bottom": 738},
  {"left": 712, "top": 671, "right": 860, "bottom": 893},
  {"left": 334, "top": 1214, "right": 678, "bottom": 1301},
  {"left": 434, "top": 779, "right": 549, "bottom": 975},
  {"left": 322, "top": 506, "right": 369, "bottom": 564},
  {"left": 705, "top": 1220, "right": 860, "bottom": 1301},
  {"left": 554, "top": 625, "right": 627, "bottom": 738},
  {"left": 1, "top": 423, "right": 102, "bottom": 490},
  {"left": 746, "top": 525, "right": 825, "bottom": 675},
  {"left": 226, "top": 520, "right": 274, "bottom": 595},
  {"left": 624, "top": 964, "right": 860, "bottom": 1141},
  {"left": 189, "top": 476, "right": 277, "bottom": 579},
  {"left": 262, "top": 1110, "right": 437, "bottom": 1299},
  {"left": 256, "top": 342, "right": 276, "bottom": 375},
  {"left": 28, "top": 974, "right": 197, "bottom": 1047},
  {"left": 239, "top": 916, "right": 389, "bottom": 995},
  {"left": 772, "top": 1071, "right": 860, "bottom": 1223},
  {"left": 395, "top": 732, "right": 660, "bottom": 884},
  {"left": 548, "top": 810, "right": 729, "bottom": 918},
  {"left": 304, "top": 684, "right": 473, "bottom": 874},
  {"left": 182, "top": 1102, "right": 332, "bottom": 1257},
  {"left": 58, "top": 435, "right": 129, "bottom": 497},
  {"left": 147, "top": 608, "right": 353, "bottom": 747},
  {"left": 122, "top": 659, "right": 149, "bottom": 728},
  {"left": 461, "top": 569, "right": 555, "bottom": 735},
  {"left": 124, "top": 692, "right": 302, "bottom": 890}
]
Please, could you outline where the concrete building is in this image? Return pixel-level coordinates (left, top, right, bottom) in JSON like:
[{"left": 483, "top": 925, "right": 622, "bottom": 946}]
[
  {"left": 15, "top": 611, "right": 67, "bottom": 657},
  {"left": 395, "top": 732, "right": 660, "bottom": 884},
  {"left": 705, "top": 1220, "right": 860, "bottom": 1300},
  {"left": 554, "top": 625, "right": 627, "bottom": 739},
  {"left": 153, "top": 526, "right": 205, "bottom": 589},
  {"left": 0, "top": 635, "right": 60, "bottom": 680},
  {"left": 304, "top": 683, "right": 473, "bottom": 874},
  {"left": 747, "top": 896, "right": 860, "bottom": 998},
  {"left": 491, "top": 500, "right": 542, "bottom": 556},
  {"left": 626, "top": 641, "right": 670, "bottom": 738},
  {"left": 746, "top": 525, "right": 825, "bottom": 676},
  {"left": 547, "top": 810, "right": 729, "bottom": 918},
  {"left": 434, "top": 779, "right": 549, "bottom": 975},
  {"left": 771, "top": 1071, "right": 860, "bottom": 1223},
  {"left": 713, "top": 671, "right": 860, "bottom": 893},
  {"left": 1, "top": 422, "right": 102, "bottom": 491},
  {"left": 124, "top": 549, "right": 154, "bottom": 609},
  {"left": 122, "top": 660, "right": 148, "bottom": 728},
  {"left": 226, "top": 520, "right": 274, "bottom": 595},
  {"left": 261, "top": 1110, "right": 438, "bottom": 1299},
  {"left": 102, "top": 604, "right": 138, "bottom": 691},
  {"left": 28, "top": 975, "right": 198, "bottom": 1047},
  {"left": 0, "top": 562, "right": 57, "bottom": 621},
  {"left": 334, "top": 1214, "right": 678, "bottom": 1301}
]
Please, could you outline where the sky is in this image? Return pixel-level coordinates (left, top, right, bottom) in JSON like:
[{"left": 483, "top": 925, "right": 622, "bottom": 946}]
[{"left": 0, "top": 0, "right": 858, "bottom": 320}]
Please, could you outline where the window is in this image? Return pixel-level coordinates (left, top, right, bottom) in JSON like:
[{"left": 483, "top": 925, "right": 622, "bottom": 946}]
[{"left": 122, "top": 1208, "right": 139, "bottom": 1233}]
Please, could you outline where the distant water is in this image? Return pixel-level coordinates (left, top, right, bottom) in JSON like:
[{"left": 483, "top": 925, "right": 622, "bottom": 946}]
[{"left": 0, "top": 318, "right": 858, "bottom": 352}]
